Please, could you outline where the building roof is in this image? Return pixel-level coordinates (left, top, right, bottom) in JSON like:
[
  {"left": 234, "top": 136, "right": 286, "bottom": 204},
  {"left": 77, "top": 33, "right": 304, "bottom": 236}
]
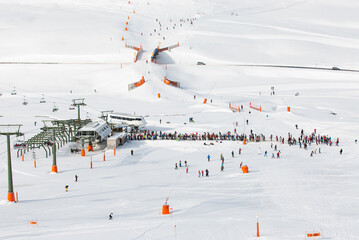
[{"left": 78, "top": 121, "right": 111, "bottom": 139}]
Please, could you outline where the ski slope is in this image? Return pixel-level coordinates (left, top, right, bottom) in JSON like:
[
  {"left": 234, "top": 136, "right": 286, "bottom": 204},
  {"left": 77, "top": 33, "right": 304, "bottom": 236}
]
[{"left": 0, "top": 0, "right": 359, "bottom": 239}]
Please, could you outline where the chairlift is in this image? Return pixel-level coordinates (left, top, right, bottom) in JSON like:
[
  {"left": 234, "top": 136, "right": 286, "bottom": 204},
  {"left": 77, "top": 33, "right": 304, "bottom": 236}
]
[
  {"left": 14, "top": 142, "right": 26, "bottom": 149},
  {"left": 69, "top": 105, "right": 75, "bottom": 110},
  {"left": 14, "top": 139, "right": 26, "bottom": 149},
  {"left": 40, "top": 94, "right": 46, "bottom": 103},
  {"left": 44, "top": 140, "right": 53, "bottom": 146},
  {"left": 11, "top": 87, "right": 17, "bottom": 95},
  {"left": 22, "top": 96, "right": 28, "bottom": 105},
  {"left": 52, "top": 102, "right": 59, "bottom": 112}
]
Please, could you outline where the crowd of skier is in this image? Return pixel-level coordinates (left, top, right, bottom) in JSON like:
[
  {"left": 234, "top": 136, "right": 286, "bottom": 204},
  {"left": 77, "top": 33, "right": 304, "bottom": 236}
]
[{"left": 128, "top": 130, "right": 265, "bottom": 142}]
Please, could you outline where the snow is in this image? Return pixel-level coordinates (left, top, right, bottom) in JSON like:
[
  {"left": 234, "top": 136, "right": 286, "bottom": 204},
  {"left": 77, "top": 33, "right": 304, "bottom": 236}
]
[{"left": 0, "top": 0, "right": 359, "bottom": 239}]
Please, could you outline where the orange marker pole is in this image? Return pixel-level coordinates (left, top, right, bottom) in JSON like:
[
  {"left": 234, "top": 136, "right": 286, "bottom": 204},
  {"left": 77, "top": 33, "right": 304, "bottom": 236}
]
[
  {"left": 8, "top": 192, "right": 15, "bottom": 202},
  {"left": 22, "top": 154, "right": 24, "bottom": 162},
  {"left": 16, "top": 192, "right": 18, "bottom": 202},
  {"left": 114, "top": 148, "right": 116, "bottom": 156},
  {"left": 256, "top": 215, "right": 260, "bottom": 237},
  {"left": 34, "top": 160, "right": 36, "bottom": 168}
]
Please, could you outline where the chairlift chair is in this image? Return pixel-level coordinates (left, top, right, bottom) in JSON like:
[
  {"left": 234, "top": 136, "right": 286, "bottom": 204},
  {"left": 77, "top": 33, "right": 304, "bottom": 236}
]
[
  {"left": 14, "top": 141, "right": 26, "bottom": 149},
  {"left": 69, "top": 105, "right": 75, "bottom": 110},
  {"left": 52, "top": 102, "right": 59, "bottom": 112},
  {"left": 11, "top": 87, "right": 17, "bottom": 95},
  {"left": 14, "top": 137, "right": 26, "bottom": 149},
  {"left": 22, "top": 96, "right": 28, "bottom": 105},
  {"left": 40, "top": 94, "right": 46, "bottom": 103}
]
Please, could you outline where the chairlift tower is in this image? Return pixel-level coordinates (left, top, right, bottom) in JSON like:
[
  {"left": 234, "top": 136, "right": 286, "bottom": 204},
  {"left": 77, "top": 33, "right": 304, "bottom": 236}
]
[
  {"left": 71, "top": 98, "right": 86, "bottom": 121},
  {"left": 0, "top": 124, "right": 23, "bottom": 202}
]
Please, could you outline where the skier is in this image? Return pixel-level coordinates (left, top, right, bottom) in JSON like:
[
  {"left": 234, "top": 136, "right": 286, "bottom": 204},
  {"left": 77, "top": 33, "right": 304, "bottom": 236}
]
[
  {"left": 179, "top": 160, "right": 182, "bottom": 167},
  {"left": 274, "top": 145, "right": 277, "bottom": 151},
  {"left": 185, "top": 160, "right": 187, "bottom": 167},
  {"left": 246, "top": 119, "right": 249, "bottom": 125},
  {"left": 65, "top": 185, "right": 69, "bottom": 192},
  {"left": 201, "top": 170, "right": 204, "bottom": 177},
  {"left": 109, "top": 213, "right": 113, "bottom": 220},
  {"left": 238, "top": 148, "right": 241, "bottom": 155},
  {"left": 205, "top": 169, "right": 209, "bottom": 177},
  {"left": 34, "top": 121, "right": 37, "bottom": 126},
  {"left": 277, "top": 151, "right": 280, "bottom": 158},
  {"left": 272, "top": 153, "right": 275, "bottom": 158},
  {"left": 131, "top": 150, "right": 134, "bottom": 155},
  {"left": 231, "top": 151, "right": 234, "bottom": 158},
  {"left": 75, "top": 175, "right": 78, "bottom": 182},
  {"left": 198, "top": 170, "right": 201, "bottom": 177},
  {"left": 175, "top": 163, "right": 178, "bottom": 169},
  {"left": 264, "top": 151, "right": 267, "bottom": 157},
  {"left": 240, "top": 162, "right": 243, "bottom": 168},
  {"left": 310, "top": 151, "right": 313, "bottom": 157},
  {"left": 207, "top": 155, "right": 210, "bottom": 162},
  {"left": 186, "top": 167, "right": 188, "bottom": 173},
  {"left": 340, "top": 149, "right": 343, "bottom": 155}
]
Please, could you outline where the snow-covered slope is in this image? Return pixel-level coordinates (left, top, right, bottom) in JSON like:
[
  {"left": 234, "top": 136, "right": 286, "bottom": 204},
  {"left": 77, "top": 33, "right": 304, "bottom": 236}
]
[{"left": 0, "top": 0, "right": 359, "bottom": 239}]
